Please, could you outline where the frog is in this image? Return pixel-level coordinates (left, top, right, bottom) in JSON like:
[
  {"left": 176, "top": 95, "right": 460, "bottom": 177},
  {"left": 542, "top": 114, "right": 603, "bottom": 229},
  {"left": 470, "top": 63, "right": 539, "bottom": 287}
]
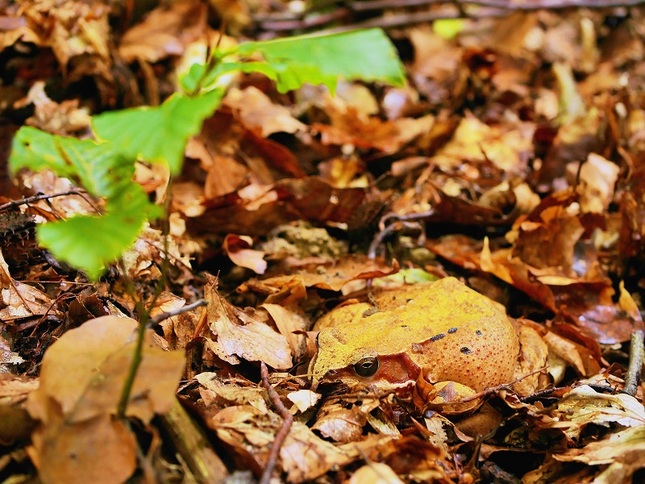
[{"left": 310, "top": 277, "right": 548, "bottom": 414}]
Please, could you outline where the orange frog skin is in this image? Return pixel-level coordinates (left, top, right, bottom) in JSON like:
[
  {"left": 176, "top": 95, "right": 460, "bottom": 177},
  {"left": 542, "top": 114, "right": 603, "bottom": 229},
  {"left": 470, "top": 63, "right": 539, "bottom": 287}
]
[{"left": 311, "top": 277, "right": 547, "bottom": 413}]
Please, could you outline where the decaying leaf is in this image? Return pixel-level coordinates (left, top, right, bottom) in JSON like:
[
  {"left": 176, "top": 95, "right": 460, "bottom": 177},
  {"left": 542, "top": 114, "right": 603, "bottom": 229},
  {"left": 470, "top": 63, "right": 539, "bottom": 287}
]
[
  {"left": 547, "top": 385, "right": 645, "bottom": 440},
  {"left": 29, "top": 412, "right": 137, "bottom": 484},
  {"left": 26, "top": 316, "right": 185, "bottom": 482},
  {"left": 3, "top": 3, "right": 645, "bottom": 483},
  {"left": 119, "top": 0, "right": 207, "bottom": 63},
  {"left": 223, "top": 234, "right": 267, "bottom": 274},
  {"left": 224, "top": 87, "right": 307, "bottom": 137},
  {"left": 205, "top": 276, "right": 292, "bottom": 369},
  {"left": 553, "top": 426, "right": 645, "bottom": 482},
  {"left": 0, "top": 248, "right": 54, "bottom": 320}
]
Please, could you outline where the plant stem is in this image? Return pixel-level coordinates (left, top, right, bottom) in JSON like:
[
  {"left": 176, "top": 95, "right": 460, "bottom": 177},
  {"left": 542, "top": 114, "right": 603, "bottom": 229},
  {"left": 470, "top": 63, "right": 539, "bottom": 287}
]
[
  {"left": 116, "top": 263, "right": 150, "bottom": 418},
  {"left": 116, "top": 183, "right": 173, "bottom": 418}
]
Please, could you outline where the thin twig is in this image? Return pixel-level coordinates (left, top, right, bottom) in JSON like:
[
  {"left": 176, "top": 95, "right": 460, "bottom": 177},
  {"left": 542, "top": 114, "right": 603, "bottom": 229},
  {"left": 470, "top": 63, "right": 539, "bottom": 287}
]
[
  {"left": 317, "top": 7, "right": 507, "bottom": 35},
  {"left": 0, "top": 189, "right": 87, "bottom": 212},
  {"left": 350, "top": 0, "right": 644, "bottom": 11},
  {"left": 622, "top": 329, "right": 644, "bottom": 396},
  {"left": 147, "top": 299, "right": 208, "bottom": 328},
  {"left": 368, "top": 220, "right": 425, "bottom": 259},
  {"left": 449, "top": 366, "right": 548, "bottom": 405},
  {"left": 254, "top": 0, "right": 644, "bottom": 33},
  {"left": 467, "top": 0, "right": 645, "bottom": 9},
  {"left": 259, "top": 362, "right": 293, "bottom": 484},
  {"left": 255, "top": 8, "right": 351, "bottom": 31}
]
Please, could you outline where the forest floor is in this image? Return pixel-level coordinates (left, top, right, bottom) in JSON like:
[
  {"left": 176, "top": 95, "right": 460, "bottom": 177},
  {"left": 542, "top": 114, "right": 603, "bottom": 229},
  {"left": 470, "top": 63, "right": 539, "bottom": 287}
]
[{"left": 0, "top": 1, "right": 644, "bottom": 482}]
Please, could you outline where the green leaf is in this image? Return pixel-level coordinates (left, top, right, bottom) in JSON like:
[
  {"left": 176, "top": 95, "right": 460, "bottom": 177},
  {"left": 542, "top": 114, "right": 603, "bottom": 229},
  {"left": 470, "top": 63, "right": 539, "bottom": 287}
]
[
  {"left": 10, "top": 127, "right": 134, "bottom": 198},
  {"left": 433, "top": 19, "right": 466, "bottom": 39},
  {"left": 237, "top": 28, "right": 406, "bottom": 93},
  {"left": 376, "top": 268, "right": 439, "bottom": 286},
  {"left": 37, "top": 185, "right": 161, "bottom": 280},
  {"left": 92, "top": 89, "right": 224, "bottom": 174}
]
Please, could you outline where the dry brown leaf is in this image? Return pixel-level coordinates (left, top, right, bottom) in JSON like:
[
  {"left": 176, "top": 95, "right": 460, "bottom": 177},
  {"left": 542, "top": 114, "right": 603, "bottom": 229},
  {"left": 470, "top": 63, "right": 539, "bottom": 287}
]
[
  {"left": 542, "top": 331, "right": 589, "bottom": 377},
  {"left": 261, "top": 303, "right": 308, "bottom": 361},
  {"left": 279, "top": 422, "right": 360, "bottom": 481},
  {"left": 0, "top": 6, "right": 39, "bottom": 50},
  {"left": 618, "top": 281, "right": 642, "bottom": 321},
  {"left": 209, "top": 313, "right": 292, "bottom": 369},
  {"left": 409, "top": 26, "right": 464, "bottom": 107},
  {"left": 512, "top": 321, "right": 550, "bottom": 395},
  {"left": 0, "top": 333, "right": 24, "bottom": 370},
  {"left": 202, "top": 155, "right": 249, "bottom": 198},
  {"left": 354, "top": 436, "right": 453, "bottom": 482},
  {"left": 0, "top": 248, "right": 54, "bottom": 320},
  {"left": 196, "top": 372, "right": 268, "bottom": 412},
  {"left": 286, "top": 389, "right": 320, "bottom": 413},
  {"left": 24, "top": 316, "right": 185, "bottom": 482},
  {"left": 155, "top": 293, "right": 199, "bottom": 350},
  {"left": 350, "top": 463, "right": 404, "bottom": 484},
  {"left": 432, "top": 115, "right": 534, "bottom": 173},
  {"left": 315, "top": 96, "right": 435, "bottom": 153},
  {"left": 0, "top": 375, "right": 38, "bottom": 446},
  {"left": 538, "top": 107, "right": 602, "bottom": 186},
  {"left": 29, "top": 412, "right": 136, "bottom": 484},
  {"left": 224, "top": 87, "right": 306, "bottom": 137},
  {"left": 336, "top": 82, "right": 379, "bottom": 117},
  {"left": 22, "top": 81, "right": 91, "bottom": 134},
  {"left": 205, "top": 278, "right": 292, "bottom": 369},
  {"left": 513, "top": 206, "right": 585, "bottom": 274},
  {"left": 121, "top": 225, "right": 193, "bottom": 281},
  {"left": 188, "top": 176, "right": 378, "bottom": 235},
  {"left": 207, "top": 0, "right": 250, "bottom": 32},
  {"left": 553, "top": 426, "right": 645, "bottom": 482},
  {"left": 21, "top": 0, "right": 111, "bottom": 69},
  {"left": 223, "top": 234, "right": 267, "bottom": 274},
  {"left": 20, "top": 170, "right": 95, "bottom": 218},
  {"left": 297, "top": 255, "right": 398, "bottom": 293},
  {"left": 27, "top": 316, "right": 185, "bottom": 424},
  {"left": 311, "top": 402, "right": 367, "bottom": 443},
  {"left": 547, "top": 385, "right": 645, "bottom": 439},
  {"left": 0, "top": 374, "right": 39, "bottom": 406},
  {"left": 119, "top": 0, "right": 206, "bottom": 63},
  {"left": 571, "top": 153, "right": 620, "bottom": 213}
]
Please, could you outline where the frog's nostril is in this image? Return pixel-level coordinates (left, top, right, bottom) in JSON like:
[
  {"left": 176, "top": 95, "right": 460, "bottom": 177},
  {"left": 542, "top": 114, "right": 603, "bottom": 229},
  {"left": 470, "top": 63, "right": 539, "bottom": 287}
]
[{"left": 353, "top": 356, "right": 380, "bottom": 377}]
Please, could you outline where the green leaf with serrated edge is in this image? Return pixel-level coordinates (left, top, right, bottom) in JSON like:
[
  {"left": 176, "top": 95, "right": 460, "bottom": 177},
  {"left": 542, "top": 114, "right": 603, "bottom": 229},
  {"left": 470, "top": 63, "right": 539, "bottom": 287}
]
[
  {"left": 10, "top": 127, "right": 134, "bottom": 199},
  {"left": 92, "top": 89, "right": 223, "bottom": 174},
  {"left": 237, "top": 29, "right": 406, "bottom": 94},
  {"left": 181, "top": 61, "right": 283, "bottom": 94},
  {"left": 37, "top": 185, "right": 161, "bottom": 280},
  {"left": 10, "top": 127, "right": 77, "bottom": 178}
]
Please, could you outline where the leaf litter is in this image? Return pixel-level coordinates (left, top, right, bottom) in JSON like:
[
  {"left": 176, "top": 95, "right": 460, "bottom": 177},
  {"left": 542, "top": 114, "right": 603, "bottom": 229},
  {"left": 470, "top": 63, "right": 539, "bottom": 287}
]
[{"left": 0, "top": 1, "right": 644, "bottom": 482}]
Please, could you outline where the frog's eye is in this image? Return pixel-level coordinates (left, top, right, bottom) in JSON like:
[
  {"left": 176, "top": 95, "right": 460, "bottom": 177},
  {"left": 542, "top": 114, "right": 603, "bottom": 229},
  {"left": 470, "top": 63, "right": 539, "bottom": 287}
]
[{"left": 353, "top": 356, "right": 379, "bottom": 377}]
